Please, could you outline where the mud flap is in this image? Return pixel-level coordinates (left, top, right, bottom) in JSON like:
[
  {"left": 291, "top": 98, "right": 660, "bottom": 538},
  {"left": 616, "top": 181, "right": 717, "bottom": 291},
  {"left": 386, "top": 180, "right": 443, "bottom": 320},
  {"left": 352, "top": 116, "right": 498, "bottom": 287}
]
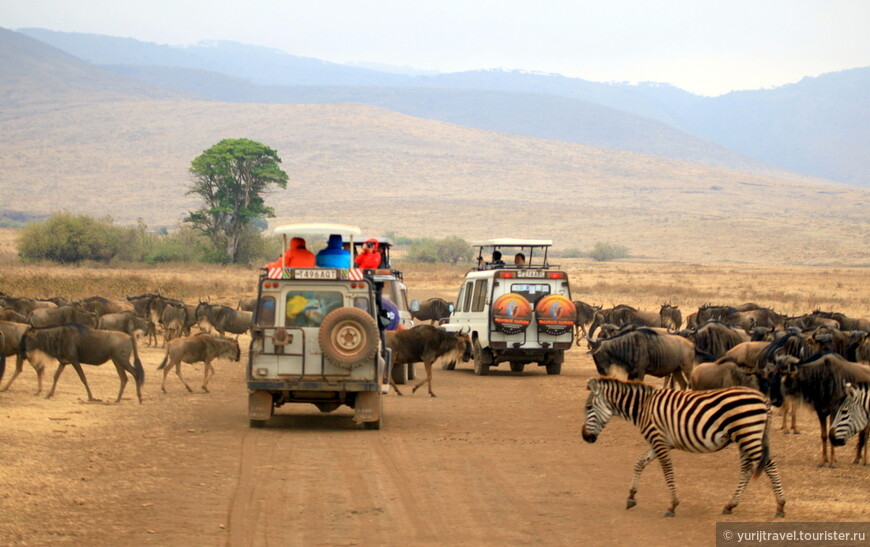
[
  {"left": 248, "top": 390, "right": 273, "bottom": 421},
  {"left": 353, "top": 391, "right": 382, "bottom": 424}
]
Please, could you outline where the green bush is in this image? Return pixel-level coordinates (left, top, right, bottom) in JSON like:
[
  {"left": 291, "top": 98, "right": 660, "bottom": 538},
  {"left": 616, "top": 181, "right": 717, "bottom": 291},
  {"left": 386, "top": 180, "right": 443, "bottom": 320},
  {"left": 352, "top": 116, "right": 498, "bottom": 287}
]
[
  {"left": 407, "top": 236, "right": 473, "bottom": 264},
  {"left": 18, "top": 213, "right": 129, "bottom": 263},
  {"left": 588, "top": 241, "right": 630, "bottom": 262},
  {"left": 558, "top": 247, "right": 585, "bottom": 258}
]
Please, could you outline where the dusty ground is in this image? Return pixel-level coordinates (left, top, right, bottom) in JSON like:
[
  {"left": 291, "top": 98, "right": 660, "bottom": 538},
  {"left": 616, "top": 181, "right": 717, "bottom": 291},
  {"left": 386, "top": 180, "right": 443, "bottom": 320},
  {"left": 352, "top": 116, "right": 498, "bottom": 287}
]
[{"left": 1, "top": 274, "right": 869, "bottom": 546}]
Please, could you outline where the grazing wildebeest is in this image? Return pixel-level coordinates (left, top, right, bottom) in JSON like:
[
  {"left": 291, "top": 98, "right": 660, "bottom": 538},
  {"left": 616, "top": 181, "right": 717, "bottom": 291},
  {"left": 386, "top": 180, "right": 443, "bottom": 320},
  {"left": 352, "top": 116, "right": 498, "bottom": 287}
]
[
  {"left": 829, "top": 383, "right": 870, "bottom": 465},
  {"left": 0, "top": 296, "right": 41, "bottom": 317},
  {"left": 98, "top": 311, "right": 153, "bottom": 342},
  {"left": 386, "top": 325, "right": 470, "bottom": 397},
  {"left": 0, "top": 320, "right": 46, "bottom": 393},
  {"left": 18, "top": 324, "right": 144, "bottom": 403},
  {"left": 0, "top": 309, "right": 28, "bottom": 322},
  {"left": 194, "top": 302, "right": 252, "bottom": 337},
  {"left": 30, "top": 305, "right": 98, "bottom": 328},
  {"left": 586, "top": 328, "right": 710, "bottom": 390},
  {"left": 582, "top": 377, "right": 785, "bottom": 518},
  {"left": 157, "top": 333, "right": 240, "bottom": 393},
  {"left": 410, "top": 298, "right": 452, "bottom": 325},
  {"left": 679, "top": 321, "right": 749, "bottom": 359},
  {"left": 778, "top": 352, "right": 870, "bottom": 466}
]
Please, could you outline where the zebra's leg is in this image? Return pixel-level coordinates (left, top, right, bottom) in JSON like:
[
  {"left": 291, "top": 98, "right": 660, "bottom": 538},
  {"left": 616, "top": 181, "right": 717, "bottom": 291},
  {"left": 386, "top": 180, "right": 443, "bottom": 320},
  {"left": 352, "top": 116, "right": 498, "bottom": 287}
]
[
  {"left": 853, "top": 428, "right": 867, "bottom": 465},
  {"left": 763, "top": 458, "right": 786, "bottom": 517},
  {"left": 723, "top": 452, "right": 754, "bottom": 514},
  {"left": 627, "top": 448, "right": 657, "bottom": 510},
  {"left": 652, "top": 446, "right": 680, "bottom": 517}
]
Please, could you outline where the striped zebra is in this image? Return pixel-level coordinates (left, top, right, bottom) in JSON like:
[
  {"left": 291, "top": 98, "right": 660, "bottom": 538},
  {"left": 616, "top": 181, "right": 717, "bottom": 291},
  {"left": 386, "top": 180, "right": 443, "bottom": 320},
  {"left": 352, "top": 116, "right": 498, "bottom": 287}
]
[
  {"left": 582, "top": 377, "right": 785, "bottom": 517},
  {"left": 829, "top": 383, "right": 870, "bottom": 465}
]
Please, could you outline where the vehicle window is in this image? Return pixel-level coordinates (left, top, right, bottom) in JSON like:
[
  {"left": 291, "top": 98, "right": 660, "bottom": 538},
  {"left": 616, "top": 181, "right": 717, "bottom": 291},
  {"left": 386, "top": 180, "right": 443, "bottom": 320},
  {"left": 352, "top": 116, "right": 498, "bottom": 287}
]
[
  {"left": 510, "top": 283, "right": 551, "bottom": 305},
  {"left": 285, "top": 291, "right": 343, "bottom": 327},
  {"left": 257, "top": 296, "right": 276, "bottom": 326},
  {"left": 455, "top": 285, "right": 467, "bottom": 313},
  {"left": 462, "top": 281, "right": 474, "bottom": 312},
  {"left": 471, "top": 279, "right": 489, "bottom": 312}
]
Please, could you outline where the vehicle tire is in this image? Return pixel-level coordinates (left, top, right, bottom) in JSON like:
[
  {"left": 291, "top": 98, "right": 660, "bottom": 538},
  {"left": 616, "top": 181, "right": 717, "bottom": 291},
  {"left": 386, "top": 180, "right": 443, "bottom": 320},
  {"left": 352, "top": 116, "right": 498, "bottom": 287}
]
[
  {"left": 509, "top": 361, "right": 525, "bottom": 373},
  {"left": 441, "top": 360, "right": 456, "bottom": 370},
  {"left": 407, "top": 362, "right": 417, "bottom": 379},
  {"left": 391, "top": 361, "right": 409, "bottom": 384},
  {"left": 545, "top": 361, "right": 562, "bottom": 375},
  {"left": 473, "top": 339, "right": 490, "bottom": 376},
  {"left": 249, "top": 419, "right": 267, "bottom": 428},
  {"left": 315, "top": 402, "right": 341, "bottom": 413},
  {"left": 319, "top": 307, "right": 379, "bottom": 369}
]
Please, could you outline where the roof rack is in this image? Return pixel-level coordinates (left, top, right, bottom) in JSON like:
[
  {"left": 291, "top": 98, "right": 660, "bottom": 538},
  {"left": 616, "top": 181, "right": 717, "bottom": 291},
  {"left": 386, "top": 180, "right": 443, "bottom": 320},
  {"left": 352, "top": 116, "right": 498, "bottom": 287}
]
[{"left": 472, "top": 238, "right": 556, "bottom": 271}]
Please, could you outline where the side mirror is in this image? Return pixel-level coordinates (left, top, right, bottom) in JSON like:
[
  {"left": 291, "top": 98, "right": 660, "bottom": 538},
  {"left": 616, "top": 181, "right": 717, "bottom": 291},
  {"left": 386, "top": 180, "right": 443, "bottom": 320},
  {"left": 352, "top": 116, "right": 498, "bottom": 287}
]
[
  {"left": 448, "top": 303, "right": 455, "bottom": 313},
  {"left": 409, "top": 300, "right": 421, "bottom": 312}
]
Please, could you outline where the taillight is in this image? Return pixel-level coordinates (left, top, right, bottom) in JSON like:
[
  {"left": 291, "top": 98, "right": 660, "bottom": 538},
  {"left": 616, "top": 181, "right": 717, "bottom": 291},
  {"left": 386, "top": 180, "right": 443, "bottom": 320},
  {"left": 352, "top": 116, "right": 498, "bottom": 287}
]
[
  {"left": 549, "top": 272, "right": 566, "bottom": 279},
  {"left": 497, "top": 271, "right": 516, "bottom": 278}
]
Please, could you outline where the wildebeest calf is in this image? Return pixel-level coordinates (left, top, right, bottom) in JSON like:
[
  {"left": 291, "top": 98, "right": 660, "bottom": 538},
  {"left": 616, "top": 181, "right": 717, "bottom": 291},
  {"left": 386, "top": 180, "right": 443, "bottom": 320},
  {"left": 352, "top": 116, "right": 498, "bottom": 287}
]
[
  {"left": 157, "top": 333, "right": 241, "bottom": 393},
  {"left": 386, "top": 325, "right": 470, "bottom": 397}
]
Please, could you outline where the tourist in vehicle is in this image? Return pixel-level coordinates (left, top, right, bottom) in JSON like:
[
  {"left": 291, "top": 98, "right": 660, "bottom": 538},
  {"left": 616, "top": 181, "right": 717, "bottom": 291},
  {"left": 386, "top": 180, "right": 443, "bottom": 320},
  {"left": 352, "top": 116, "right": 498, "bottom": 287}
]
[
  {"left": 514, "top": 253, "right": 526, "bottom": 267},
  {"left": 354, "top": 238, "right": 382, "bottom": 269},
  {"left": 487, "top": 251, "right": 506, "bottom": 269},
  {"left": 316, "top": 234, "right": 351, "bottom": 268},
  {"left": 268, "top": 237, "right": 316, "bottom": 269}
]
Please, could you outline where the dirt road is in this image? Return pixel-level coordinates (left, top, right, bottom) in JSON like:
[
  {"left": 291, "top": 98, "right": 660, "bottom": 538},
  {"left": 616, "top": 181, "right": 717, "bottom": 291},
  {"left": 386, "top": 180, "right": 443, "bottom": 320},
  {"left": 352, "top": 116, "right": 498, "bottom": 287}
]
[{"left": 2, "top": 336, "right": 868, "bottom": 546}]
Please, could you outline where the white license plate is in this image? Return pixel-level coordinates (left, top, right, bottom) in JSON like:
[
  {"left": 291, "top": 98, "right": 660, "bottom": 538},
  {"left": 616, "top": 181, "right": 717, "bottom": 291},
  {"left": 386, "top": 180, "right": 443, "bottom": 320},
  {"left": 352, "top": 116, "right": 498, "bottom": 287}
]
[
  {"left": 294, "top": 269, "right": 337, "bottom": 280},
  {"left": 522, "top": 270, "right": 547, "bottom": 278}
]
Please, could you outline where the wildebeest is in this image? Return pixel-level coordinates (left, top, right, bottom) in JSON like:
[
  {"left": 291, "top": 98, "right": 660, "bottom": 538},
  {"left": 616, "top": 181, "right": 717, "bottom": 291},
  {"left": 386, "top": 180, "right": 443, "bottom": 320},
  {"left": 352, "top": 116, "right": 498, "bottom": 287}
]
[
  {"left": 589, "top": 304, "right": 681, "bottom": 338},
  {"left": 237, "top": 298, "right": 257, "bottom": 312},
  {"left": 30, "top": 305, "right": 98, "bottom": 328},
  {"left": 573, "top": 300, "right": 601, "bottom": 342},
  {"left": 0, "top": 320, "right": 45, "bottom": 393},
  {"left": 410, "top": 298, "right": 452, "bottom": 325},
  {"left": 98, "top": 311, "right": 153, "bottom": 341},
  {"left": 586, "top": 328, "right": 710, "bottom": 389},
  {"left": 582, "top": 377, "right": 785, "bottom": 518},
  {"left": 689, "top": 359, "right": 760, "bottom": 391},
  {"left": 386, "top": 325, "right": 470, "bottom": 397},
  {"left": 0, "top": 309, "right": 28, "bottom": 322},
  {"left": 157, "top": 333, "right": 241, "bottom": 393},
  {"left": 160, "top": 302, "right": 189, "bottom": 345},
  {"left": 829, "top": 383, "right": 870, "bottom": 465},
  {"left": 679, "top": 321, "right": 749, "bottom": 359},
  {"left": 195, "top": 302, "right": 252, "bottom": 337},
  {"left": 18, "top": 324, "right": 144, "bottom": 403},
  {"left": 75, "top": 296, "right": 134, "bottom": 318},
  {"left": 778, "top": 352, "right": 870, "bottom": 466}
]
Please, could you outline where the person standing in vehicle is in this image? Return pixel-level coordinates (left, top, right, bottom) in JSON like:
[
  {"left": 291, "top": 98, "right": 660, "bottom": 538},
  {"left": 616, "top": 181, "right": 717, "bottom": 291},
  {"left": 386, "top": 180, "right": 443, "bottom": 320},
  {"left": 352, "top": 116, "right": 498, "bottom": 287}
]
[
  {"left": 354, "top": 238, "right": 382, "bottom": 269},
  {"left": 488, "top": 251, "right": 506, "bottom": 269},
  {"left": 514, "top": 253, "right": 526, "bottom": 268},
  {"left": 268, "top": 237, "right": 316, "bottom": 269}
]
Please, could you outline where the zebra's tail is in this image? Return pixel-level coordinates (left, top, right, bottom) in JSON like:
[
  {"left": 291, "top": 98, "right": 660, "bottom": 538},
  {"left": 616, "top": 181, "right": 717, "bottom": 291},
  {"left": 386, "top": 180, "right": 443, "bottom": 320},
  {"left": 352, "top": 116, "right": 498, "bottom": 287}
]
[{"left": 754, "top": 408, "right": 773, "bottom": 479}]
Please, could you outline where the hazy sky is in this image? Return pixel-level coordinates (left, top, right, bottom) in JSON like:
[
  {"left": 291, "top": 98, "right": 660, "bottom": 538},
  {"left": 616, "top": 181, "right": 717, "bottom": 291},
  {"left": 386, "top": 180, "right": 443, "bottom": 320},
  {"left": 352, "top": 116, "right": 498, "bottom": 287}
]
[{"left": 4, "top": 0, "right": 869, "bottom": 96}]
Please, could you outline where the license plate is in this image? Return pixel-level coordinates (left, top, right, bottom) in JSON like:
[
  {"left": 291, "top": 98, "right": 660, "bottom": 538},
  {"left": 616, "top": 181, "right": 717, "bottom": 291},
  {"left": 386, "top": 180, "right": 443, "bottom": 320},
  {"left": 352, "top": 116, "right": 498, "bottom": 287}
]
[
  {"left": 522, "top": 270, "right": 547, "bottom": 278},
  {"left": 294, "top": 269, "right": 337, "bottom": 280}
]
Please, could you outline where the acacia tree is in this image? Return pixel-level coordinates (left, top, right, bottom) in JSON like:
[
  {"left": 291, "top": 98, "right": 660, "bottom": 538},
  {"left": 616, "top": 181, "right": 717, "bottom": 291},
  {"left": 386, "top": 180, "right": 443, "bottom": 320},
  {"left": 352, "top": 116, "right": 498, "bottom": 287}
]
[{"left": 186, "top": 138, "right": 288, "bottom": 263}]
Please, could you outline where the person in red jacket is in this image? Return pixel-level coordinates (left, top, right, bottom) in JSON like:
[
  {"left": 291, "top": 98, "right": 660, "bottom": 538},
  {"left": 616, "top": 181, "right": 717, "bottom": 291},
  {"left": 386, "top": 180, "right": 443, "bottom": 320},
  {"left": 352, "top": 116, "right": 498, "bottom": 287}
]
[
  {"left": 354, "top": 238, "right": 382, "bottom": 269},
  {"left": 267, "top": 237, "right": 316, "bottom": 269}
]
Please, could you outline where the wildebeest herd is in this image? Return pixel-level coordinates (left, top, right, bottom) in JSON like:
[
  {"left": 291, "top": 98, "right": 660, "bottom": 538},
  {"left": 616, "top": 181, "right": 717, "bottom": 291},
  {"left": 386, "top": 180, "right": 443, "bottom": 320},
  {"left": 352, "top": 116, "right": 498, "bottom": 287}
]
[
  {"left": 577, "top": 301, "right": 870, "bottom": 518},
  {"left": 3, "top": 290, "right": 869, "bottom": 519},
  {"left": 0, "top": 292, "right": 249, "bottom": 399}
]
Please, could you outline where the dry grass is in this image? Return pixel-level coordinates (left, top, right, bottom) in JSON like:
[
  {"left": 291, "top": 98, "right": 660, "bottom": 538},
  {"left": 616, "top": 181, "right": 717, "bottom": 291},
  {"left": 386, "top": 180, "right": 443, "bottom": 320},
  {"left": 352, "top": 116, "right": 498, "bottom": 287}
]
[{"left": 1, "top": 100, "right": 868, "bottom": 265}]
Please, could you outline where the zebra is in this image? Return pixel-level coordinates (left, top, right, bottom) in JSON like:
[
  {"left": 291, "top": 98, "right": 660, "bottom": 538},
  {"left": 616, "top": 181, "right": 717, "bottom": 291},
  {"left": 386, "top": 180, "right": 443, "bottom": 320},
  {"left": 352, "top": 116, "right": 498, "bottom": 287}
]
[
  {"left": 581, "top": 377, "right": 786, "bottom": 518},
  {"left": 829, "top": 383, "right": 870, "bottom": 465}
]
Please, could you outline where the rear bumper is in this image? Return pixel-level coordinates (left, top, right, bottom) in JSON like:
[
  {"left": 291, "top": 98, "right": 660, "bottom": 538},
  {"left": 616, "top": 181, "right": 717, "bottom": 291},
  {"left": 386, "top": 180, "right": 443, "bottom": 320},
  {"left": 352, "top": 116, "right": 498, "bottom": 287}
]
[{"left": 248, "top": 380, "right": 379, "bottom": 392}]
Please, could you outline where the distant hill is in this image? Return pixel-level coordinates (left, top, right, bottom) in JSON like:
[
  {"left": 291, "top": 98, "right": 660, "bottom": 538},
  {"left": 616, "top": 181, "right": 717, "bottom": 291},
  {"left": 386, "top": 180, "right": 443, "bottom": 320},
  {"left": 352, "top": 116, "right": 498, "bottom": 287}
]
[{"left": 1, "top": 27, "right": 868, "bottom": 265}]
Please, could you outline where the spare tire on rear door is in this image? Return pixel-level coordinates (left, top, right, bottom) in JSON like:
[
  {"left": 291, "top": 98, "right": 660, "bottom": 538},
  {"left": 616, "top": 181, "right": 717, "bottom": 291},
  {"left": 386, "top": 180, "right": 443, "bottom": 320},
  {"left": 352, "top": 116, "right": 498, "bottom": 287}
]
[
  {"left": 491, "top": 293, "right": 533, "bottom": 335},
  {"left": 319, "top": 307, "right": 379, "bottom": 369},
  {"left": 535, "top": 295, "right": 577, "bottom": 336}
]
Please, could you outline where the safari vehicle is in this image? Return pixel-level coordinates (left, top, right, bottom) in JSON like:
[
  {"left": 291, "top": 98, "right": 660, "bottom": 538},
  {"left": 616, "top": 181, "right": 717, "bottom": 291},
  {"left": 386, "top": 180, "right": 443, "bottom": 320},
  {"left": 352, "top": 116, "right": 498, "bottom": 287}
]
[
  {"left": 247, "top": 223, "right": 397, "bottom": 429},
  {"left": 441, "top": 239, "right": 575, "bottom": 375}
]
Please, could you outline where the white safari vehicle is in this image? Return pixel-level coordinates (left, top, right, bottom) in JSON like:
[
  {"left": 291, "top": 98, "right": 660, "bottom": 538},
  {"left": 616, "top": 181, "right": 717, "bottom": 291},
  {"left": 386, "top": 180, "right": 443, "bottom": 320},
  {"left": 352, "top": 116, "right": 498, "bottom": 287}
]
[
  {"left": 247, "top": 223, "right": 397, "bottom": 429},
  {"left": 442, "top": 239, "right": 576, "bottom": 375}
]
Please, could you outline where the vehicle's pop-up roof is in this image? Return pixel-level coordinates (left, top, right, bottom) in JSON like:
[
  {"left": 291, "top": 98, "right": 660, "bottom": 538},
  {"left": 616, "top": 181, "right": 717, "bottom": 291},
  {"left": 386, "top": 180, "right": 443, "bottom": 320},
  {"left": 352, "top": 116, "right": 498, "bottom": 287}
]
[
  {"left": 472, "top": 238, "right": 554, "bottom": 270},
  {"left": 274, "top": 223, "right": 362, "bottom": 238}
]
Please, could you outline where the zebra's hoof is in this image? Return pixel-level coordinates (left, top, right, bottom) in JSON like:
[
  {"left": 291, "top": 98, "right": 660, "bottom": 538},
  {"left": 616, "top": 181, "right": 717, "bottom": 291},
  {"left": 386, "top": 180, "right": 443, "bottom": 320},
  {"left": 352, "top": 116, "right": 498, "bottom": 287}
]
[
  {"left": 664, "top": 511, "right": 675, "bottom": 517},
  {"left": 722, "top": 507, "right": 733, "bottom": 515},
  {"left": 626, "top": 499, "right": 636, "bottom": 510}
]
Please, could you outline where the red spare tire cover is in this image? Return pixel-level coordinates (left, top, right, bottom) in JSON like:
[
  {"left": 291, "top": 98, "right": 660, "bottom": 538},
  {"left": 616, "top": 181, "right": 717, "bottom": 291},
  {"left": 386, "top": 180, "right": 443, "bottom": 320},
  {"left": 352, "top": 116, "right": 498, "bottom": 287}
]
[
  {"left": 491, "top": 293, "right": 533, "bottom": 335},
  {"left": 535, "top": 295, "right": 577, "bottom": 336}
]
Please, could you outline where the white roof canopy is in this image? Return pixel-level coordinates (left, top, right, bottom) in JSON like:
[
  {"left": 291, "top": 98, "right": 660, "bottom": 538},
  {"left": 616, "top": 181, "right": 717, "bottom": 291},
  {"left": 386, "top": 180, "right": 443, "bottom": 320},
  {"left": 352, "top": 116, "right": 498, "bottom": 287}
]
[
  {"left": 471, "top": 238, "right": 553, "bottom": 247},
  {"left": 273, "top": 223, "right": 362, "bottom": 237}
]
